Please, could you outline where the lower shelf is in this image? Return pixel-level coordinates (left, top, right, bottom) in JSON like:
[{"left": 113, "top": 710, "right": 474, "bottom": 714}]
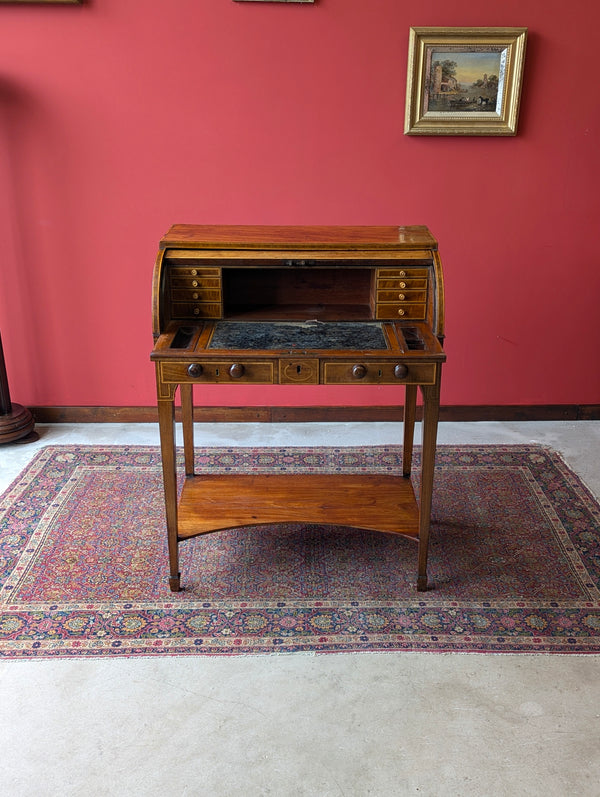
[{"left": 177, "top": 473, "right": 420, "bottom": 539}]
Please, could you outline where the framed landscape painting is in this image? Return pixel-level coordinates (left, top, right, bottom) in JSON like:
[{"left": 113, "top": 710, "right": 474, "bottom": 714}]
[{"left": 405, "top": 27, "right": 527, "bottom": 136}]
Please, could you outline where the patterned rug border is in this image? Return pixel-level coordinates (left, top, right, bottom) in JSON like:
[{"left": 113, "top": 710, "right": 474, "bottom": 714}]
[{"left": 1, "top": 444, "right": 599, "bottom": 658}]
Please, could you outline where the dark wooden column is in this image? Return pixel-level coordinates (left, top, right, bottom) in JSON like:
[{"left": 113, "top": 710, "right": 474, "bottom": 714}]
[{"left": 0, "top": 331, "right": 35, "bottom": 444}]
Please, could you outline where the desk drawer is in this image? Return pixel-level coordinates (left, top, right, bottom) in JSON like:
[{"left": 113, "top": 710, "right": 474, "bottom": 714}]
[
  {"left": 160, "top": 361, "right": 275, "bottom": 384},
  {"left": 322, "top": 361, "right": 437, "bottom": 385},
  {"left": 375, "top": 303, "right": 426, "bottom": 320},
  {"left": 376, "top": 289, "right": 427, "bottom": 303},
  {"left": 171, "top": 302, "right": 222, "bottom": 319},
  {"left": 377, "top": 268, "right": 429, "bottom": 278},
  {"left": 169, "top": 266, "right": 220, "bottom": 278},
  {"left": 170, "top": 276, "right": 221, "bottom": 289},
  {"left": 171, "top": 288, "right": 222, "bottom": 302},
  {"left": 279, "top": 358, "right": 320, "bottom": 384},
  {"left": 377, "top": 277, "right": 428, "bottom": 290}
]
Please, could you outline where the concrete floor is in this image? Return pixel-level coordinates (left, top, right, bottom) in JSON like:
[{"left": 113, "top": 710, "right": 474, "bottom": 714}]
[{"left": 1, "top": 421, "right": 599, "bottom": 796}]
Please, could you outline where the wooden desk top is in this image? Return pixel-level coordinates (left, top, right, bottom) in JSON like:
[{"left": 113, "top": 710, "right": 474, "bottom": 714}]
[{"left": 160, "top": 225, "right": 438, "bottom": 251}]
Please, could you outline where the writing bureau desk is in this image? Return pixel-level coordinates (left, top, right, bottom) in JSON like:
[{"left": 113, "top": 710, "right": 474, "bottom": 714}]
[{"left": 151, "top": 225, "right": 446, "bottom": 592}]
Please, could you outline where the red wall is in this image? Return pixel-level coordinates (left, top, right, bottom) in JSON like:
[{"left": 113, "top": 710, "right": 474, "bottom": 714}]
[{"left": 1, "top": 0, "right": 599, "bottom": 409}]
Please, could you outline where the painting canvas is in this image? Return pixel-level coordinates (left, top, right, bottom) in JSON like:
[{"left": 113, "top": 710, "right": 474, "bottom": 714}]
[{"left": 425, "top": 48, "right": 505, "bottom": 113}]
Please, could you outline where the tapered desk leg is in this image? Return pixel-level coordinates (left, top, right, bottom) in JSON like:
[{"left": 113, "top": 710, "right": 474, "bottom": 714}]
[
  {"left": 403, "top": 384, "right": 417, "bottom": 478},
  {"left": 180, "top": 382, "right": 195, "bottom": 477},
  {"left": 158, "top": 395, "right": 181, "bottom": 592},
  {"left": 416, "top": 376, "right": 441, "bottom": 592}
]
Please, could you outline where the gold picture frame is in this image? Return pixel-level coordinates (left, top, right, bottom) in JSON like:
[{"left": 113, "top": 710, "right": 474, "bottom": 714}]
[{"left": 405, "top": 27, "right": 527, "bottom": 136}]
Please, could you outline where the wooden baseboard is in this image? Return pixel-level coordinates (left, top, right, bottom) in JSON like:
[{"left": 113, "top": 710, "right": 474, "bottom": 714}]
[{"left": 29, "top": 404, "right": 600, "bottom": 424}]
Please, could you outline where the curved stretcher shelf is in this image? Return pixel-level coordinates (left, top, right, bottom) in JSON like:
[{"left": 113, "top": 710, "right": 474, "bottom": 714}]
[{"left": 177, "top": 473, "right": 420, "bottom": 539}]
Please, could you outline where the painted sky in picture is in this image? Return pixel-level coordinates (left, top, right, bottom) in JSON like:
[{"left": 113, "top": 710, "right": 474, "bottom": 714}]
[{"left": 431, "top": 49, "right": 502, "bottom": 86}]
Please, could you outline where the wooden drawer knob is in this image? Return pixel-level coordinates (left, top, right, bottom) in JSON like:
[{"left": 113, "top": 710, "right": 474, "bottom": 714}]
[
  {"left": 394, "top": 364, "right": 408, "bottom": 379},
  {"left": 352, "top": 364, "right": 367, "bottom": 379},
  {"left": 229, "top": 363, "right": 245, "bottom": 379},
  {"left": 187, "top": 363, "right": 203, "bottom": 377}
]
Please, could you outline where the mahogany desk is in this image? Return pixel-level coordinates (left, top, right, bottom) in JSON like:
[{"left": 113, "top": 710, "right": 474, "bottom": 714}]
[{"left": 151, "top": 225, "right": 446, "bottom": 592}]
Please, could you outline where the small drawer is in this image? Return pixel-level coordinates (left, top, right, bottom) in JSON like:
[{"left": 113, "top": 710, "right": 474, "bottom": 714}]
[
  {"left": 377, "top": 277, "right": 428, "bottom": 290},
  {"left": 171, "top": 288, "right": 222, "bottom": 302},
  {"left": 160, "top": 361, "right": 275, "bottom": 384},
  {"left": 170, "top": 276, "right": 221, "bottom": 289},
  {"left": 377, "top": 268, "right": 429, "bottom": 278},
  {"left": 169, "top": 266, "right": 220, "bottom": 277},
  {"left": 375, "top": 303, "right": 426, "bottom": 320},
  {"left": 171, "top": 302, "right": 222, "bottom": 318},
  {"left": 376, "top": 289, "right": 427, "bottom": 303},
  {"left": 322, "top": 361, "right": 437, "bottom": 385},
  {"left": 279, "top": 359, "right": 320, "bottom": 384}
]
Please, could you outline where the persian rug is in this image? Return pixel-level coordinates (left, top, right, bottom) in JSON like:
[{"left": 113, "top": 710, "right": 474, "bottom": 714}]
[{"left": 1, "top": 444, "right": 599, "bottom": 659}]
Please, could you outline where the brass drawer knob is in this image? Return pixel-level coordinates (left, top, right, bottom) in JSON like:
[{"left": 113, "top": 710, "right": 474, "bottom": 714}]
[
  {"left": 397, "top": 308, "right": 405, "bottom": 316},
  {"left": 398, "top": 293, "right": 405, "bottom": 301},
  {"left": 394, "top": 364, "right": 408, "bottom": 379},
  {"left": 187, "top": 363, "right": 203, "bottom": 378},
  {"left": 229, "top": 363, "right": 245, "bottom": 379},
  {"left": 352, "top": 364, "right": 367, "bottom": 379},
  {"left": 191, "top": 269, "right": 198, "bottom": 276},
  {"left": 399, "top": 270, "right": 406, "bottom": 277},
  {"left": 191, "top": 280, "right": 199, "bottom": 287},
  {"left": 399, "top": 281, "right": 406, "bottom": 289}
]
